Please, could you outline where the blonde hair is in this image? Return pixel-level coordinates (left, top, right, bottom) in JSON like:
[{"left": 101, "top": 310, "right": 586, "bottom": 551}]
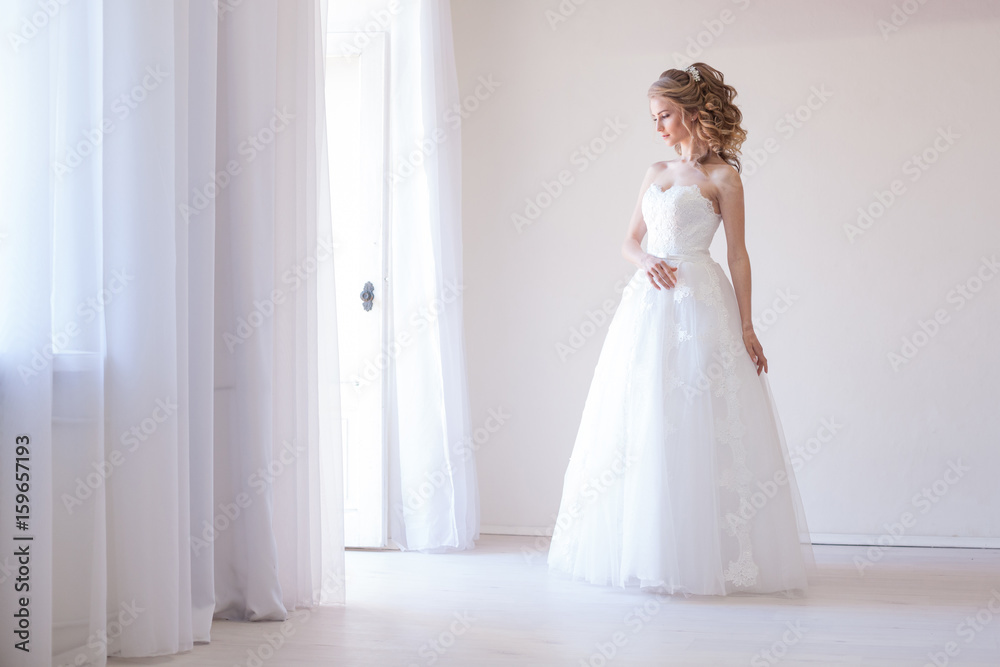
[{"left": 647, "top": 62, "right": 748, "bottom": 173}]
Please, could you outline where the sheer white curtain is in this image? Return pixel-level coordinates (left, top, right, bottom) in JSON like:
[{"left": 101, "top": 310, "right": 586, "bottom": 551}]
[
  {"left": 0, "top": 1, "right": 343, "bottom": 664},
  {"left": 386, "top": 0, "right": 480, "bottom": 552}
]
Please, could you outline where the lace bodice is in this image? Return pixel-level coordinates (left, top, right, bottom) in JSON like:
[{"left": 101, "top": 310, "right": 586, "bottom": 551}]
[{"left": 642, "top": 183, "right": 722, "bottom": 257}]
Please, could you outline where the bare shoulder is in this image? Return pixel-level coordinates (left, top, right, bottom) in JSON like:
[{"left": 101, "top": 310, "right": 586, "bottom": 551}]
[
  {"left": 638, "top": 161, "right": 669, "bottom": 193},
  {"left": 646, "top": 160, "right": 669, "bottom": 178},
  {"left": 707, "top": 160, "right": 743, "bottom": 196}
]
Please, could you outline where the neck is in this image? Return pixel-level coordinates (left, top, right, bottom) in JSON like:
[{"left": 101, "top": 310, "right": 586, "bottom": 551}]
[{"left": 677, "top": 140, "right": 713, "bottom": 162}]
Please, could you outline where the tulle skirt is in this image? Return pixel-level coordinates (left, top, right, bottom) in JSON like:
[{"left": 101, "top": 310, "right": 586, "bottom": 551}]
[{"left": 547, "top": 254, "right": 817, "bottom": 597}]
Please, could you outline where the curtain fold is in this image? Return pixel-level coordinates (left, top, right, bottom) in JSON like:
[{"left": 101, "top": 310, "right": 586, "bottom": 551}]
[
  {"left": 102, "top": 0, "right": 195, "bottom": 655},
  {"left": 0, "top": 0, "right": 343, "bottom": 664},
  {"left": 387, "top": 0, "right": 480, "bottom": 552},
  {"left": 183, "top": 0, "right": 221, "bottom": 640}
]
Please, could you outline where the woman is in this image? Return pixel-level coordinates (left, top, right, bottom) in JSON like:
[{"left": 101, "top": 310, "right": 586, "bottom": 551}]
[{"left": 546, "top": 63, "right": 816, "bottom": 597}]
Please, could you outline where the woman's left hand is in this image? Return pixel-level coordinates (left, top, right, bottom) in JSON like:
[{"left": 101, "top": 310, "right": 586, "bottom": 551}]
[{"left": 742, "top": 327, "right": 767, "bottom": 375}]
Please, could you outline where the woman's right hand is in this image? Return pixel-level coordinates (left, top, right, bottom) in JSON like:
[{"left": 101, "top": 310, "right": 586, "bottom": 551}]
[{"left": 640, "top": 254, "right": 677, "bottom": 290}]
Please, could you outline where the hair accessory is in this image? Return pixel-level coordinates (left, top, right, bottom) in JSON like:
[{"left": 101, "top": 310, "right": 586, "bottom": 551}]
[{"left": 685, "top": 64, "right": 701, "bottom": 82}]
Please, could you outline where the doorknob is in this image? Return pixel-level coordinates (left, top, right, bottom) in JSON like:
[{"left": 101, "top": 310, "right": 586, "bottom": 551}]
[{"left": 361, "top": 281, "right": 375, "bottom": 311}]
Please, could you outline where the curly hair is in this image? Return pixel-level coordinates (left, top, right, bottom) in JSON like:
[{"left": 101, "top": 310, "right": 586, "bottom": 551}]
[{"left": 647, "top": 62, "right": 748, "bottom": 173}]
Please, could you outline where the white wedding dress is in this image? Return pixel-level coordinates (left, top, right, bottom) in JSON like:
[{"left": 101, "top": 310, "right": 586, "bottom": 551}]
[{"left": 547, "top": 181, "right": 816, "bottom": 597}]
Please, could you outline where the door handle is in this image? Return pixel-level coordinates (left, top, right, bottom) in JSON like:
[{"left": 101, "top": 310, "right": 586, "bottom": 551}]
[{"left": 361, "top": 281, "right": 375, "bottom": 311}]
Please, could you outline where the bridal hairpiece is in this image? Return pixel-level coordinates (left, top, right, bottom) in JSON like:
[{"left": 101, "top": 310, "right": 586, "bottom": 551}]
[{"left": 685, "top": 65, "right": 701, "bottom": 82}]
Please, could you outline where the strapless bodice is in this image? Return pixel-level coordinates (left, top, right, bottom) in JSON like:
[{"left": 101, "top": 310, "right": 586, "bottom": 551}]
[{"left": 642, "top": 183, "right": 722, "bottom": 259}]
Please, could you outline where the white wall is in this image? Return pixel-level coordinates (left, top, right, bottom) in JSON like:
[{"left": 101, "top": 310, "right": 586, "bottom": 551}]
[{"left": 450, "top": 0, "right": 1000, "bottom": 546}]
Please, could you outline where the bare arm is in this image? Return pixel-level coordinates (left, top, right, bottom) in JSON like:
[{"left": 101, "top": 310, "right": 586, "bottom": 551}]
[
  {"left": 622, "top": 164, "right": 677, "bottom": 290},
  {"left": 717, "top": 169, "right": 768, "bottom": 374}
]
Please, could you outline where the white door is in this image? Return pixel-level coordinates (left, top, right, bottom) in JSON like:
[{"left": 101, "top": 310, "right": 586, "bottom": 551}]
[{"left": 325, "top": 32, "right": 388, "bottom": 548}]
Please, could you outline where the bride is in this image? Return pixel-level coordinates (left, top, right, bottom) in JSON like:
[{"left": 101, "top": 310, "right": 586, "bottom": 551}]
[{"left": 546, "top": 62, "right": 817, "bottom": 597}]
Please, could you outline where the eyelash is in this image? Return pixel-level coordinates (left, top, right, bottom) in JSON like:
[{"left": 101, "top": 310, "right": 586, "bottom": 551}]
[{"left": 652, "top": 115, "right": 669, "bottom": 121}]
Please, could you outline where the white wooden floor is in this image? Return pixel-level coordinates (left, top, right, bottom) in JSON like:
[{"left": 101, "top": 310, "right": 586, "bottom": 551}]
[{"left": 110, "top": 535, "right": 1000, "bottom": 666}]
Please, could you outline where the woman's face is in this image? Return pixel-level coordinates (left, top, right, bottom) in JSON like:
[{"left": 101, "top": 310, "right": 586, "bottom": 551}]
[{"left": 650, "top": 97, "right": 688, "bottom": 149}]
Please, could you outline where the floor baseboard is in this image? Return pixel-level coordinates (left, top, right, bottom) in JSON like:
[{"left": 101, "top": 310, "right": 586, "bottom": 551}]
[{"left": 479, "top": 526, "right": 1000, "bottom": 549}]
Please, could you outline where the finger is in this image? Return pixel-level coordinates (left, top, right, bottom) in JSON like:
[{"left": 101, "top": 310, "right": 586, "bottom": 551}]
[
  {"left": 660, "top": 265, "right": 673, "bottom": 288},
  {"left": 654, "top": 267, "right": 671, "bottom": 289}
]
